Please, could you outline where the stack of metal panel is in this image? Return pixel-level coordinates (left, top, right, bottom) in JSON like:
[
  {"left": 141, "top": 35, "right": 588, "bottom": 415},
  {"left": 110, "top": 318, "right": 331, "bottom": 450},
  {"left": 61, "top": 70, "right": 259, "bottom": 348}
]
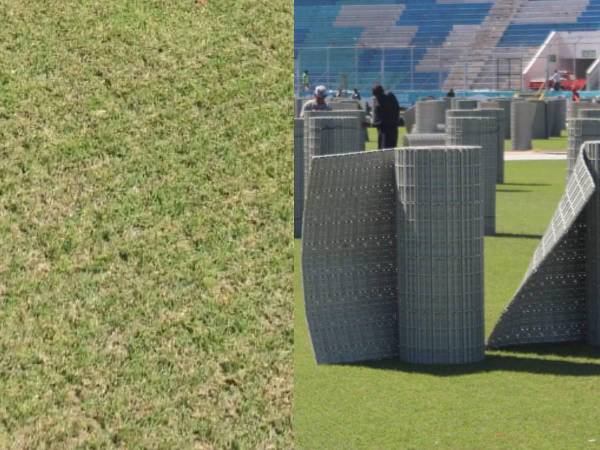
[
  {"left": 395, "top": 146, "right": 485, "bottom": 364},
  {"left": 511, "top": 100, "right": 536, "bottom": 151},
  {"left": 566, "top": 118, "right": 600, "bottom": 180},
  {"left": 304, "top": 116, "right": 364, "bottom": 195},
  {"left": 302, "top": 150, "right": 399, "bottom": 364},
  {"left": 446, "top": 116, "right": 498, "bottom": 235},
  {"left": 303, "top": 109, "right": 368, "bottom": 147},
  {"left": 585, "top": 142, "right": 600, "bottom": 346},
  {"left": 488, "top": 144, "right": 596, "bottom": 348},
  {"left": 451, "top": 98, "right": 477, "bottom": 110},
  {"left": 402, "top": 133, "right": 446, "bottom": 147},
  {"left": 415, "top": 100, "right": 446, "bottom": 133},
  {"left": 294, "top": 118, "right": 304, "bottom": 238}
]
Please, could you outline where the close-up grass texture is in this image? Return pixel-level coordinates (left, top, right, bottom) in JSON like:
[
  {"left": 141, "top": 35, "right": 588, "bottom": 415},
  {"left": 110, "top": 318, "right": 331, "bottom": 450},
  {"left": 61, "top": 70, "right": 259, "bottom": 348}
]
[{"left": 0, "top": 1, "right": 292, "bottom": 449}]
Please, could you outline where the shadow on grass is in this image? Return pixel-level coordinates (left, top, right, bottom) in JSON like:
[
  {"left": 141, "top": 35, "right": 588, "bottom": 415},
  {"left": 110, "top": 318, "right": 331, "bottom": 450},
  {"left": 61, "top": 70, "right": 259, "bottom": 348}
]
[
  {"left": 497, "top": 189, "right": 531, "bottom": 193},
  {"left": 501, "top": 182, "right": 551, "bottom": 187},
  {"left": 346, "top": 344, "right": 600, "bottom": 376},
  {"left": 493, "top": 232, "right": 543, "bottom": 239}
]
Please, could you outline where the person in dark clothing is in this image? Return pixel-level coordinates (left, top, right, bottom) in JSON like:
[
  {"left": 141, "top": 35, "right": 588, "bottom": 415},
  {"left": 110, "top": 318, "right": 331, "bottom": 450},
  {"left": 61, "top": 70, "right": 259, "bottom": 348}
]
[
  {"left": 352, "top": 88, "right": 361, "bottom": 100},
  {"left": 371, "top": 84, "right": 400, "bottom": 149},
  {"left": 446, "top": 88, "right": 456, "bottom": 98}
]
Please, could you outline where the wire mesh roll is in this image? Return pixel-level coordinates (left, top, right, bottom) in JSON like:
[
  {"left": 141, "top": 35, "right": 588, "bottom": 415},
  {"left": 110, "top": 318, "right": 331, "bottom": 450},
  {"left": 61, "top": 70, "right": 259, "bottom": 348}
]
[
  {"left": 567, "top": 118, "right": 600, "bottom": 180},
  {"left": 511, "top": 100, "right": 536, "bottom": 151},
  {"left": 446, "top": 116, "right": 498, "bottom": 235},
  {"left": 415, "top": 100, "right": 446, "bottom": 133},
  {"left": 402, "top": 133, "right": 446, "bottom": 147},
  {"left": 568, "top": 100, "right": 600, "bottom": 119},
  {"left": 579, "top": 109, "right": 600, "bottom": 119},
  {"left": 452, "top": 108, "right": 505, "bottom": 184},
  {"left": 395, "top": 146, "right": 484, "bottom": 364},
  {"left": 528, "top": 99, "right": 548, "bottom": 139},
  {"left": 495, "top": 98, "right": 512, "bottom": 139},
  {"left": 295, "top": 97, "right": 304, "bottom": 118},
  {"left": 403, "top": 106, "right": 416, "bottom": 134},
  {"left": 304, "top": 115, "right": 365, "bottom": 199},
  {"left": 585, "top": 141, "right": 600, "bottom": 346},
  {"left": 294, "top": 118, "right": 304, "bottom": 238},
  {"left": 451, "top": 99, "right": 477, "bottom": 110},
  {"left": 302, "top": 150, "right": 399, "bottom": 364}
]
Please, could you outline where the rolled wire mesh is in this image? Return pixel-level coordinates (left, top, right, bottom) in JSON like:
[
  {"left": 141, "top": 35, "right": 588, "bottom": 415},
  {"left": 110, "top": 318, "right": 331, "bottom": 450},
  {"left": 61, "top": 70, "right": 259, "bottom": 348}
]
[
  {"left": 569, "top": 100, "right": 600, "bottom": 119},
  {"left": 451, "top": 99, "right": 477, "bottom": 110},
  {"left": 495, "top": 98, "right": 512, "bottom": 139},
  {"left": 330, "top": 101, "right": 361, "bottom": 111},
  {"left": 403, "top": 106, "right": 416, "bottom": 134},
  {"left": 415, "top": 100, "right": 446, "bottom": 133},
  {"left": 446, "top": 116, "right": 498, "bottom": 235},
  {"left": 295, "top": 97, "right": 304, "bottom": 118},
  {"left": 469, "top": 107, "right": 506, "bottom": 183},
  {"left": 511, "top": 100, "right": 536, "bottom": 151},
  {"left": 567, "top": 118, "right": 600, "bottom": 180},
  {"left": 488, "top": 148, "right": 596, "bottom": 348},
  {"left": 578, "top": 109, "right": 600, "bottom": 119},
  {"left": 546, "top": 99, "right": 564, "bottom": 137},
  {"left": 303, "top": 115, "right": 365, "bottom": 200},
  {"left": 395, "top": 146, "right": 484, "bottom": 364},
  {"left": 584, "top": 142, "right": 600, "bottom": 346},
  {"left": 294, "top": 118, "right": 304, "bottom": 238},
  {"left": 301, "top": 150, "right": 399, "bottom": 364},
  {"left": 528, "top": 99, "right": 548, "bottom": 139},
  {"left": 402, "top": 133, "right": 446, "bottom": 147}
]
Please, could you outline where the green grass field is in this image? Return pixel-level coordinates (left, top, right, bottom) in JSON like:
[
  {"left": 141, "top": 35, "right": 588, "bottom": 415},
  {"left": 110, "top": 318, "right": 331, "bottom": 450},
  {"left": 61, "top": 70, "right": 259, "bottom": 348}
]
[
  {"left": 366, "top": 128, "right": 568, "bottom": 152},
  {"left": 0, "top": 2, "right": 292, "bottom": 448},
  {"left": 295, "top": 160, "right": 600, "bottom": 449}
]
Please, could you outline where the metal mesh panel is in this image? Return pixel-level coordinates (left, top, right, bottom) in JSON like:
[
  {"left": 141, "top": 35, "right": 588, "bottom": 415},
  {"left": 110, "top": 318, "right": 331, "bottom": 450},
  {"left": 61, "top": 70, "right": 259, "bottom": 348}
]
[
  {"left": 569, "top": 100, "right": 600, "bottom": 120},
  {"left": 511, "top": 100, "right": 536, "bottom": 151},
  {"left": 585, "top": 142, "right": 600, "bottom": 346},
  {"left": 488, "top": 148, "right": 596, "bottom": 348},
  {"left": 473, "top": 107, "right": 506, "bottom": 184},
  {"left": 395, "top": 146, "right": 484, "bottom": 364},
  {"left": 415, "top": 100, "right": 446, "bottom": 134},
  {"left": 302, "top": 150, "right": 399, "bottom": 364},
  {"left": 566, "top": 118, "right": 600, "bottom": 181},
  {"left": 294, "top": 118, "right": 304, "bottom": 238},
  {"left": 446, "top": 116, "right": 498, "bottom": 235},
  {"left": 402, "top": 133, "right": 446, "bottom": 147}
]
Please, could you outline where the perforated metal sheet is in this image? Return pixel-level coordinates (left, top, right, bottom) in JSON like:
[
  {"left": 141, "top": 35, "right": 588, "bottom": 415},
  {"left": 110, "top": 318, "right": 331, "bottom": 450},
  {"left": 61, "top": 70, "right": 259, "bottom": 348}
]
[
  {"left": 302, "top": 150, "right": 399, "bottom": 364},
  {"left": 584, "top": 142, "right": 600, "bottom": 345},
  {"left": 488, "top": 148, "right": 596, "bottom": 348},
  {"left": 566, "top": 118, "right": 600, "bottom": 180},
  {"left": 395, "top": 147, "right": 485, "bottom": 364}
]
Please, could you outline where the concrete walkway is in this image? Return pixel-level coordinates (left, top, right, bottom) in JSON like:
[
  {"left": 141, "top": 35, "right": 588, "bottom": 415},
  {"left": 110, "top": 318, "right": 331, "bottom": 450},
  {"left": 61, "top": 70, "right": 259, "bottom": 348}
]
[{"left": 505, "top": 151, "right": 566, "bottom": 161}]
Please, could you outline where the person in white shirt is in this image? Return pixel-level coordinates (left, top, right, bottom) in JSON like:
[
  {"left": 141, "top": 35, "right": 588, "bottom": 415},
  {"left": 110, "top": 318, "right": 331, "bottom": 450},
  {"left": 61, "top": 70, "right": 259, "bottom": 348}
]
[{"left": 550, "top": 70, "right": 562, "bottom": 91}]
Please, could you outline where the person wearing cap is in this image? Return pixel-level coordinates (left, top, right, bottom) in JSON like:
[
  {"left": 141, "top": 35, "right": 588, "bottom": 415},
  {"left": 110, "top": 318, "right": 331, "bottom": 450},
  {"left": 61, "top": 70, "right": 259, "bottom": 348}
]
[{"left": 300, "top": 85, "right": 332, "bottom": 117}]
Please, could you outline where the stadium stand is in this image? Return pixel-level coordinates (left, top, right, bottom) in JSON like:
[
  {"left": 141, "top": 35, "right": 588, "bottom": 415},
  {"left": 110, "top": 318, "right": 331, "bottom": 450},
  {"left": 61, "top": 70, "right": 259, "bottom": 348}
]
[{"left": 295, "top": 0, "right": 600, "bottom": 93}]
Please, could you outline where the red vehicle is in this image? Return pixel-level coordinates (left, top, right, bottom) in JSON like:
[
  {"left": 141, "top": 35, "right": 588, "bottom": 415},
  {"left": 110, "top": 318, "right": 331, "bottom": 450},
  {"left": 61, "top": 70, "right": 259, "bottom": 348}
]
[{"left": 528, "top": 70, "right": 586, "bottom": 91}]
